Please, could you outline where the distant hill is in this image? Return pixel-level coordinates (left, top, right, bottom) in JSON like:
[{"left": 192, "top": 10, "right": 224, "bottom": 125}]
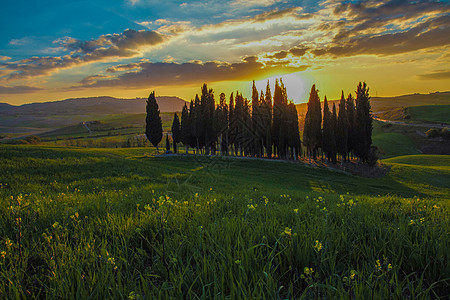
[
  {"left": 0, "top": 103, "right": 15, "bottom": 112},
  {"left": 0, "top": 96, "right": 187, "bottom": 138},
  {"left": 0, "top": 96, "right": 187, "bottom": 115}
]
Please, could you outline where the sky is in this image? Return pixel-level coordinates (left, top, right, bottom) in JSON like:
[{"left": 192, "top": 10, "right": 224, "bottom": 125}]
[{"left": 0, "top": 0, "right": 449, "bottom": 105}]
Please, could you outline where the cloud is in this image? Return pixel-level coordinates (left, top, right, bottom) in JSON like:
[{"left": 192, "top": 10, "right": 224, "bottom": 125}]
[
  {"left": 312, "top": 14, "right": 450, "bottom": 57},
  {"left": 267, "top": 47, "right": 309, "bottom": 60},
  {"left": 418, "top": 69, "right": 450, "bottom": 80},
  {"left": 0, "top": 56, "right": 11, "bottom": 61},
  {"left": 0, "top": 85, "right": 43, "bottom": 94},
  {"left": 78, "top": 74, "right": 113, "bottom": 85},
  {"left": 79, "top": 57, "right": 308, "bottom": 89},
  {"left": 106, "top": 61, "right": 144, "bottom": 73},
  {"left": 2, "top": 29, "right": 165, "bottom": 80},
  {"left": 289, "top": 47, "right": 308, "bottom": 57},
  {"left": 332, "top": 0, "right": 450, "bottom": 41},
  {"left": 231, "top": 0, "right": 283, "bottom": 8}
]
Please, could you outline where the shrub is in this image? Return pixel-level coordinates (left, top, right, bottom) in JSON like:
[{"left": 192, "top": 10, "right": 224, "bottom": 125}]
[
  {"left": 425, "top": 128, "right": 440, "bottom": 138},
  {"left": 441, "top": 127, "right": 450, "bottom": 139},
  {"left": 367, "top": 145, "right": 380, "bottom": 166}
]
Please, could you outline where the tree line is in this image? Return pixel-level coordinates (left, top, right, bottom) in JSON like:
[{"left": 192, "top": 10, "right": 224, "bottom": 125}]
[
  {"left": 303, "top": 82, "right": 374, "bottom": 164},
  {"left": 146, "top": 80, "right": 375, "bottom": 164}
]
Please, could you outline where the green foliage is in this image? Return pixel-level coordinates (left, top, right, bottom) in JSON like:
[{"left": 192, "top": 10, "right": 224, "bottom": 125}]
[
  {"left": 354, "top": 82, "right": 373, "bottom": 162},
  {"left": 165, "top": 134, "right": 171, "bottom": 152},
  {"left": 303, "top": 85, "right": 322, "bottom": 159},
  {"left": 346, "top": 94, "right": 356, "bottom": 156},
  {"left": 145, "top": 92, "right": 163, "bottom": 150},
  {"left": 0, "top": 145, "right": 448, "bottom": 298},
  {"left": 336, "top": 92, "right": 349, "bottom": 159},
  {"left": 322, "top": 96, "right": 335, "bottom": 162},
  {"left": 171, "top": 113, "right": 181, "bottom": 144},
  {"left": 367, "top": 146, "right": 380, "bottom": 166}
]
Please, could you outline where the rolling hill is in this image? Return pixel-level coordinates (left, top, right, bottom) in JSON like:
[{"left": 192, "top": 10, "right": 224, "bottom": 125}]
[{"left": 0, "top": 96, "right": 187, "bottom": 138}]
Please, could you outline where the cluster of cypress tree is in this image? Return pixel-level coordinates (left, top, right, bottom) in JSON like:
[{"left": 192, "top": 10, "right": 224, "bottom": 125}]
[
  {"left": 146, "top": 81, "right": 373, "bottom": 163},
  {"left": 168, "top": 80, "right": 301, "bottom": 159},
  {"left": 303, "top": 82, "right": 373, "bottom": 163}
]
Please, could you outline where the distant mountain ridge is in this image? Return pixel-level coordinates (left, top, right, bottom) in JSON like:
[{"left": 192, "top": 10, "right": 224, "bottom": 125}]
[{"left": 0, "top": 96, "right": 187, "bottom": 115}]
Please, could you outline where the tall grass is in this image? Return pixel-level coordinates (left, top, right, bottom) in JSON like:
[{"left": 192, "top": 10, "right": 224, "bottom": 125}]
[{"left": 0, "top": 145, "right": 448, "bottom": 298}]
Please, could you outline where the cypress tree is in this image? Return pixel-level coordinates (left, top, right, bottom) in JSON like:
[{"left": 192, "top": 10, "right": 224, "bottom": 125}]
[
  {"left": 200, "top": 84, "right": 216, "bottom": 154},
  {"left": 264, "top": 81, "right": 272, "bottom": 158},
  {"left": 243, "top": 96, "right": 252, "bottom": 156},
  {"left": 171, "top": 112, "right": 181, "bottom": 154},
  {"left": 336, "top": 91, "right": 349, "bottom": 161},
  {"left": 180, "top": 103, "right": 191, "bottom": 154},
  {"left": 287, "top": 102, "right": 301, "bottom": 160},
  {"left": 145, "top": 91, "right": 163, "bottom": 153},
  {"left": 259, "top": 90, "right": 266, "bottom": 156},
  {"left": 330, "top": 103, "right": 337, "bottom": 164},
  {"left": 215, "top": 92, "right": 229, "bottom": 155},
  {"left": 234, "top": 92, "right": 244, "bottom": 156},
  {"left": 346, "top": 94, "right": 356, "bottom": 159},
  {"left": 165, "top": 134, "right": 170, "bottom": 153},
  {"left": 322, "top": 96, "right": 332, "bottom": 161},
  {"left": 228, "top": 92, "right": 235, "bottom": 155},
  {"left": 354, "top": 82, "right": 372, "bottom": 162},
  {"left": 303, "top": 85, "right": 322, "bottom": 160},
  {"left": 251, "top": 80, "right": 261, "bottom": 157},
  {"left": 193, "top": 94, "right": 202, "bottom": 152},
  {"left": 272, "top": 79, "right": 283, "bottom": 157}
]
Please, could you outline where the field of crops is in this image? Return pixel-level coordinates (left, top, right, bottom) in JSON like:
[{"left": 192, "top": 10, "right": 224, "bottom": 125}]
[{"left": 0, "top": 145, "right": 448, "bottom": 298}]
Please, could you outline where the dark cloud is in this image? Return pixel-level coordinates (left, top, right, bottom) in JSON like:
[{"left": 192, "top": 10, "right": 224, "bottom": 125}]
[
  {"left": 332, "top": 0, "right": 450, "bottom": 42},
  {"left": 79, "top": 57, "right": 308, "bottom": 88},
  {"left": 314, "top": 15, "right": 450, "bottom": 57},
  {"left": 106, "top": 62, "right": 143, "bottom": 73},
  {"left": 289, "top": 47, "right": 308, "bottom": 57},
  {"left": 267, "top": 47, "right": 308, "bottom": 60},
  {"left": 0, "top": 85, "right": 43, "bottom": 94},
  {"left": 418, "top": 69, "right": 450, "bottom": 80},
  {"left": 62, "top": 29, "right": 163, "bottom": 54},
  {"left": 78, "top": 74, "right": 111, "bottom": 85},
  {"left": 2, "top": 29, "right": 164, "bottom": 79},
  {"left": 253, "top": 7, "right": 302, "bottom": 22}
]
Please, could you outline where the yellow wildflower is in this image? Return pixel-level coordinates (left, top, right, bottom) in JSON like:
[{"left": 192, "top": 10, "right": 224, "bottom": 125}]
[
  {"left": 5, "top": 239, "right": 12, "bottom": 248},
  {"left": 376, "top": 259, "right": 382, "bottom": 271},
  {"left": 304, "top": 267, "right": 314, "bottom": 275},
  {"left": 313, "top": 240, "right": 323, "bottom": 252},
  {"left": 284, "top": 227, "right": 292, "bottom": 236},
  {"left": 247, "top": 204, "right": 256, "bottom": 210}
]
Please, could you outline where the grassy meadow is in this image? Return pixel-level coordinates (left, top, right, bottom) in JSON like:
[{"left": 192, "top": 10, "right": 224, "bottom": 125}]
[{"left": 0, "top": 145, "right": 449, "bottom": 299}]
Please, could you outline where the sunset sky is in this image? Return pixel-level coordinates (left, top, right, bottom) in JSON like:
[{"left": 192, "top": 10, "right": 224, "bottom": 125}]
[{"left": 1, "top": 0, "right": 449, "bottom": 105}]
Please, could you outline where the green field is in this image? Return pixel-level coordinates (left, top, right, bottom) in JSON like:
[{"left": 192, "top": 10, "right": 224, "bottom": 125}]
[
  {"left": 377, "top": 105, "right": 450, "bottom": 125},
  {"left": 372, "top": 121, "right": 421, "bottom": 158},
  {"left": 0, "top": 145, "right": 448, "bottom": 298},
  {"left": 408, "top": 105, "right": 450, "bottom": 124}
]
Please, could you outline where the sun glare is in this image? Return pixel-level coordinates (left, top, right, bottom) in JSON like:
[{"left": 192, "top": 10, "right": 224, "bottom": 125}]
[{"left": 255, "top": 72, "right": 311, "bottom": 104}]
